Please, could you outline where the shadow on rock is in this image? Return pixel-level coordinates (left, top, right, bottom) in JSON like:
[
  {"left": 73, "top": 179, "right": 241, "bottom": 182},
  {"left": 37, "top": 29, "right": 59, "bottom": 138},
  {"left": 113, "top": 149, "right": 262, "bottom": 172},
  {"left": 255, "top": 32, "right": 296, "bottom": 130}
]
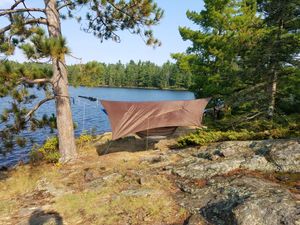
[
  {"left": 200, "top": 193, "right": 249, "bottom": 225},
  {"left": 28, "top": 210, "right": 63, "bottom": 225}
]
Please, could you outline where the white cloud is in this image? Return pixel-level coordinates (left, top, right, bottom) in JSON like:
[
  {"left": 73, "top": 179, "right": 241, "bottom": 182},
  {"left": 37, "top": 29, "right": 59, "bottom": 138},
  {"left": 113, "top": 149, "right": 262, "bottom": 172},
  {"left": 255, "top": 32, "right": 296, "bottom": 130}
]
[{"left": 0, "top": 0, "right": 15, "bottom": 8}]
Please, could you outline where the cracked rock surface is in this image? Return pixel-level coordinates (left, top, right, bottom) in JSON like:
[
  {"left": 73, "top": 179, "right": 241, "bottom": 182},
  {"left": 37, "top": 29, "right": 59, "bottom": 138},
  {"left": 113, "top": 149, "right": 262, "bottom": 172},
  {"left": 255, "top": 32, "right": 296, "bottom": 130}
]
[{"left": 171, "top": 139, "right": 300, "bottom": 225}]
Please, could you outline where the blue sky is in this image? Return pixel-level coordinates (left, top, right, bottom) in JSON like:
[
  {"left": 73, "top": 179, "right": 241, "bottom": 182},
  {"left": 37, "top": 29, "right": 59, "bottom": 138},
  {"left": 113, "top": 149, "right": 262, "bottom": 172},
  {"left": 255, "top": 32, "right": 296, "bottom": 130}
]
[{"left": 0, "top": 0, "right": 204, "bottom": 65}]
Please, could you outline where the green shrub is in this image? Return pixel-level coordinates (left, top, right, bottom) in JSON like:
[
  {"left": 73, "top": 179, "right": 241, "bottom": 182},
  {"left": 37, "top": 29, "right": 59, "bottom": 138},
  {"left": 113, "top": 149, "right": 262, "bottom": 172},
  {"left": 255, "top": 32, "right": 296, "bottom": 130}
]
[
  {"left": 30, "top": 137, "right": 60, "bottom": 164},
  {"left": 29, "top": 132, "right": 97, "bottom": 164},
  {"left": 76, "top": 133, "right": 94, "bottom": 148},
  {"left": 177, "top": 127, "right": 300, "bottom": 148},
  {"left": 203, "top": 113, "right": 300, "bottom": 132}
]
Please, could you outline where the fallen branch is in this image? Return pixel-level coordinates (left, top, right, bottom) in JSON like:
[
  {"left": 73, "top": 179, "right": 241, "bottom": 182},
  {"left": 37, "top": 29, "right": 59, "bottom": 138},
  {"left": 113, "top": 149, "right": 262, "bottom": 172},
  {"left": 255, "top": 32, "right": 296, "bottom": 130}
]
[{"left": 245, "top": 112, "right": 264, "bottom": 121}]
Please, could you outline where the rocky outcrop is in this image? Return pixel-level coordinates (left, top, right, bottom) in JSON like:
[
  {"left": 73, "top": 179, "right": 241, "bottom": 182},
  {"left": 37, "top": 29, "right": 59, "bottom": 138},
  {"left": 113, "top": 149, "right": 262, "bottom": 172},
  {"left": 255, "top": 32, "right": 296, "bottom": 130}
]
[
  {"left": 179, "top": 176, "right": 299, "bottom": 225},
  {"left": 173, "top": 139, "right": 300, "bottom": 179},
  {"left": 170, "top": 139, "right": 300, "bottom": 225},
  {"left": 1, "top": 138, "right": 299, "bottom": 225}
]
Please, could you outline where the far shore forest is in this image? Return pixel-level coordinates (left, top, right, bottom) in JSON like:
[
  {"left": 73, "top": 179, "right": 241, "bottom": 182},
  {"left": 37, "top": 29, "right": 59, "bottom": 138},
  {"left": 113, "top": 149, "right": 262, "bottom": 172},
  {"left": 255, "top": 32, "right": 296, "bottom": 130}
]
[
  {"left": 1, "top": 60, "right": 192, "bottom": 90},
  {"left": 0, "top": 0, "right": 299, "bottom": 160}
]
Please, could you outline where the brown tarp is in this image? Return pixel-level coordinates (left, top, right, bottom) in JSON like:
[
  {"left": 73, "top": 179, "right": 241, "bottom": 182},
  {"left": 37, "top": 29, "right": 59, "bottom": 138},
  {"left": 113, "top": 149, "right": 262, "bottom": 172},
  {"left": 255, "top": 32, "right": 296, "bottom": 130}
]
[{"left": 101, "top": 98, "right": 211, "bottom": 140}]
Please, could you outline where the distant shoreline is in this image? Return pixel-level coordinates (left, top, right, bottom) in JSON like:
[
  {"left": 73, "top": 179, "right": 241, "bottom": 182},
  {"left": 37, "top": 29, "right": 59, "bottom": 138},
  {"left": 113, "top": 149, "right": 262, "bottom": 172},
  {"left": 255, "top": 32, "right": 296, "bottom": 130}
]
[{"left": 74, "top": 85, "right": 189, "bottom": 92}]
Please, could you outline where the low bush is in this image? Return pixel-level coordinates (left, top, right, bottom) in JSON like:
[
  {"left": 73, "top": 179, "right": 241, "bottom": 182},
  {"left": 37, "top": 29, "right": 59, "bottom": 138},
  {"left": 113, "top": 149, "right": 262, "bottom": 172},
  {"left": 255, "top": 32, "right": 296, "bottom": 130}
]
[
  {"left": 76, "top": 133, "right": 95, "bottom": 148},
  {"left": 30, "top": 137, "right": 60, "bottom": 164},
  {"left": 30, "top": 133, "right": 96, "bottom": 164},
  {"left": 177, "top": 127, "right": 300, "bottom": 148},
  {"left": 203, "top": 112, "right": 300, "bottom": 132}
]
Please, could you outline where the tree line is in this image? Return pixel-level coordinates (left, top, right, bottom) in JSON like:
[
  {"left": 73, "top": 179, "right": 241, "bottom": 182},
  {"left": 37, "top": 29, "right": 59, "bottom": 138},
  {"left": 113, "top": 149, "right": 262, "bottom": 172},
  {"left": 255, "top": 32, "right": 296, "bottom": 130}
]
[
  {"left": 68, "top": 60, "right": 191, "bottom": 89},
  {"left": 0, "top": 60, "right": 191, "bottom": 90}
]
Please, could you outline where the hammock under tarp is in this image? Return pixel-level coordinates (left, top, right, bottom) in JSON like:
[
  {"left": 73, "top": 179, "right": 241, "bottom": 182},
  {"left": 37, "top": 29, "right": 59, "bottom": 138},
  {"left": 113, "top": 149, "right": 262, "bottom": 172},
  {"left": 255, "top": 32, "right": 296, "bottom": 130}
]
[
  {"left": 101, "top": 98, "right": 210, "bottom": 140},
  {"left": 136, "top": 126, "right": 178, "bottom": 138}
]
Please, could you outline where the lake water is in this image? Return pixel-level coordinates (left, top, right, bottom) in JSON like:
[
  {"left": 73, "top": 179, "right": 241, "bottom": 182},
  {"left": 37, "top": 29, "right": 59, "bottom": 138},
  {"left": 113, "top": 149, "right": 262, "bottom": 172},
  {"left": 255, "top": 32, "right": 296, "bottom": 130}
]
[{"left": 0, "top": 86, "right": 194, "bottom": 167}]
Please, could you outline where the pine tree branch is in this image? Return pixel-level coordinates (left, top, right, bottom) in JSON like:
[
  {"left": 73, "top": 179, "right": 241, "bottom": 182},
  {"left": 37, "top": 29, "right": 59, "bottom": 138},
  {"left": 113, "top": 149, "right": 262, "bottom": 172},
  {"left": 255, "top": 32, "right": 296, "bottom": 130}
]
[
  {"left": 20, "top": 0, "right": 39, "bottom": 19},
  {"left": 0, "top": 8, "right": 45, "bottom": 16},
  {"left": 0, "top": 0, "right": 41, "bottom": 22},
  {"left": 229, "top": 82, "right": 267, "bottom": 97},
  {"left": 223, "top": 112, "right": 266, "bottom": 130},
  {"left": 107, "top": 1, "right": 139, "bottom": 20},
  {"left": 25, "top": 96, "right": 55, "bottom": 120},
  {"left": 57, "top": 2, "right": 73, "bottom": 11},
  {"left": 10, "top": 0, "right": 25, "bottom": 10},
  {"left": 0, "top": 24, "right": 12, "bottom": 34},
  {"left": 3, "top": 0, "right": 25, "bottom": 21},
  {"left": 0, "top": 18, "right": 48, "bottom": 34},
  {"left": 21, "top": 77, "right": 52, "bottom": 84}
]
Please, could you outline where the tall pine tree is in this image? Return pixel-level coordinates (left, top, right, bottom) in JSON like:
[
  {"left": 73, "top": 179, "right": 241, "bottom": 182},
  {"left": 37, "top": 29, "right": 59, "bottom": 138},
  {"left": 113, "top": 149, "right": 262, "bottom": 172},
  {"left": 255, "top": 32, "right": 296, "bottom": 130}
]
[
  {"left": 174, "top": 0, "right": 300, "bottom": 119},
  {"left": 0, "top": 0, "right": 163, "bottom": 162},
  {"left": 256, "top": 0, "right": 300, "bottom": 117}
]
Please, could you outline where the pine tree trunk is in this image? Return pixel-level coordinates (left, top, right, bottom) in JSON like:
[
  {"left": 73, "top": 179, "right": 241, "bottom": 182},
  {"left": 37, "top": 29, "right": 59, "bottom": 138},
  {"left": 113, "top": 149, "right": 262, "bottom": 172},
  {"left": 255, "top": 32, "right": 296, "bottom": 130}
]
[
  {"left": 268, "top": 70, "right": 277, "bottom": 118},
  {"left": 267, "top": 17, "right": 282, "bottom": 119},
  {"left": 45, "top": 0, "right": 77, "bottom": 162}
]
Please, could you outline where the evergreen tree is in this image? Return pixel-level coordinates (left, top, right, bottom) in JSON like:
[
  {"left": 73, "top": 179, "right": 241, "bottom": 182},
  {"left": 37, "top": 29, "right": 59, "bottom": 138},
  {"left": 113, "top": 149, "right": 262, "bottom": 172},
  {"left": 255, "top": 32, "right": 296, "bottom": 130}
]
[
  {"left": 125, "top": 60, "right": 138, "bottom": 87},
  {"left": 173, "top": 0, "right": 261, "bottom": 96},
  {"left": 0, "top": 0, "right": 163, "bottom": 161},
  {"left": 255, "top": 0, "right": 300, "bottom": 117},
  {"left": 174, "top": 0, "right": 300, "bottom": 119},
  {"left": 159, "top": 61, "right": 172, "bottom": 89}
]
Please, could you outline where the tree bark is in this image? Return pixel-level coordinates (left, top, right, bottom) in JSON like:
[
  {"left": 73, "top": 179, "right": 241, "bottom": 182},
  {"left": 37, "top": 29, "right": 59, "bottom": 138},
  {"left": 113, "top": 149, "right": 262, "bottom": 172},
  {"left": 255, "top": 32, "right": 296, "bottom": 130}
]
[
  {"left": 268, "top": 70, "right": 277, "bottom": 118},
  {"left": 44, "top": 0, "right": 77, "bottom": 162}
]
